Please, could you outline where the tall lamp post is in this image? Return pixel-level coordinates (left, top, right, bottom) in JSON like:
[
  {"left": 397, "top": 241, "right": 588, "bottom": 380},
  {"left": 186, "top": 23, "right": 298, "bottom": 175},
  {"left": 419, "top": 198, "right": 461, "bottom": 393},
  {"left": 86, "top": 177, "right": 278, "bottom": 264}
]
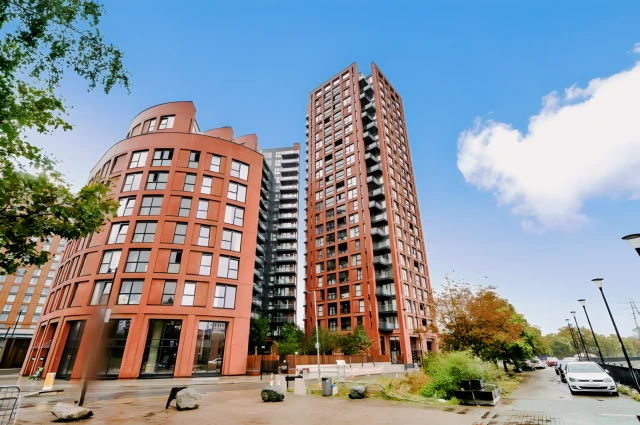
[
  {"left": 565, "top": 319, "right": 582, "bottom": 360},
  {"left": 577, "top": 299, "right": 605, "bottom": 364},
  {"left": 570, "top": 311, "right": 590, "bottom": 361},
  {"left": 304, "top": 290, "right": 321, "bottom": 381},
  {"left": 592, "top": 277, "right": 640, "bottom": 391}
]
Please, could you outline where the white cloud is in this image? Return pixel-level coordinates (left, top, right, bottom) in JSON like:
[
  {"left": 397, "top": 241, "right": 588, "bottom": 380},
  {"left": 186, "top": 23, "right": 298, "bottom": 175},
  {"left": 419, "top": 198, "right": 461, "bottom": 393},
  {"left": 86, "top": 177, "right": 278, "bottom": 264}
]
[
  {"left": 634, "top": 42, "right": 640, "bottom": 55},
  {"left": 457, "top": 62, "right": 640, "bottom": 231}
]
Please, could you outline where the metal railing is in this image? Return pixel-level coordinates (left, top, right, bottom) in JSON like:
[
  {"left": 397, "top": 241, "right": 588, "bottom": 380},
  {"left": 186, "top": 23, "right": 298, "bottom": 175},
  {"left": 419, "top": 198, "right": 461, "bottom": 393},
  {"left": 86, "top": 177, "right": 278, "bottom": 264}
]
[{"left": 0, "top": 386, "right": 20, "bottom": 425}]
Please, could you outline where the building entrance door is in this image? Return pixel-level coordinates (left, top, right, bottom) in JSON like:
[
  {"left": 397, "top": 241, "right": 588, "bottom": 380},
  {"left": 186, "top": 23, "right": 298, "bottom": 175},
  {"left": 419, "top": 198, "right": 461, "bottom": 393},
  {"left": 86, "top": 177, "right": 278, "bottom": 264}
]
[
  {"left": 192, "top": 321, "right": 227, "bottom": 376},
  {"left": 97, "top": 319, "right": 131, "bottom": 379},
  {"left": 389, "top": 336, "right": 401, "bottom": 364},
  {"left": 56, "top": 321, "right": 86, "bottom": 380},
  {"left": 139, "top": 320, "right": 182, "bottom": 378}
]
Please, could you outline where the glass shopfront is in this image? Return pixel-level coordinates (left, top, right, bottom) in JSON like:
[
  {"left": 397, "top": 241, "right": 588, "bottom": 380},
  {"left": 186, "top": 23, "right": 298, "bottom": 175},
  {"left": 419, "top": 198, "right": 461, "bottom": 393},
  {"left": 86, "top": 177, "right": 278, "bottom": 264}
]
[
  {"left": 139, "top": 320, "right": 182, "bottom": 377},
  {"left": 57, "top": 321, "right": 86, "bottom": 380},
  {"left": 192, "top": 321, "right": 226, "bottom": 376},
  {"left": 97, "top": 319, "right": 131, "bottom": 379}
]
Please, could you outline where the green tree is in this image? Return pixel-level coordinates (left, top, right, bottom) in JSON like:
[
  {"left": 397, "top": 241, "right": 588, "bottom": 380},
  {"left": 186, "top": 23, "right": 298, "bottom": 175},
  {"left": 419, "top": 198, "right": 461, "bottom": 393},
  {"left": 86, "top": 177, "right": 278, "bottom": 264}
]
[
  {"left": 0, "top": 0, "right": 129, "bottom": 274},
  {"left": 303, "top": 327, "right": 339, "bottom": 355},
  {"left": 274, "top": 322, "right": 304, "bottom": 357},
  {"left": 341, "top": 325, "right": 374, "bottom": 365},
  {"left": 249, "top": 314, "right": 270, "bottom": 354}
]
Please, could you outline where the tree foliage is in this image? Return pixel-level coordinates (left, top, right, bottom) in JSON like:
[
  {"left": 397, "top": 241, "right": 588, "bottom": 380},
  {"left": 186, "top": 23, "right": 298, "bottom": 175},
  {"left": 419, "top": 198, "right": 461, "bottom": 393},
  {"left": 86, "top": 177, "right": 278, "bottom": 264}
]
[
  {"left": 434, "top": 276, "right": 547, "bottom": 369},
  {"left": 249, "top": 313, "right": 270, "bottom": 354},
  {"left": 0, "top": 0, "right": 129, "bottom": 274},
  {"left": 341, "top": 325, "right": 374, "bottom": 356},
  {"left": 274, "top": 322, "right": 305, "bottom": 357},
  {"left": 544, "top": 326, "right": 640, "bottom": 359}
]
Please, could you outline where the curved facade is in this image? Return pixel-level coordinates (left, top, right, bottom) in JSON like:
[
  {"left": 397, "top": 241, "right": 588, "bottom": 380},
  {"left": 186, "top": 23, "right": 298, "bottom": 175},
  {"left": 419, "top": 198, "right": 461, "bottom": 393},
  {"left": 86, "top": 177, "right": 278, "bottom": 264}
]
[{"left": 21, "top": 101, "right": 269, "bottom": 379}]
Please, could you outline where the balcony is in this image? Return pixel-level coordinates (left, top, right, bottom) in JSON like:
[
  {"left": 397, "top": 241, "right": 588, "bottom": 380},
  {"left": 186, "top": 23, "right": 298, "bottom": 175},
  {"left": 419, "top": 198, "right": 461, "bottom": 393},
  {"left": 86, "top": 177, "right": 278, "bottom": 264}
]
[
  {"left": 373, "top": 255, "right": 391, "bottom": 267},
  {"left": 378, "top": 320, "right": 398, "bottom": 332},
  {"left": 364, "top": 121, "right": 378, "bottom": 133},
  {"left": 276, "top": 254, "right": 297, "bottom": 263},
  {"left": 369, "top": 200, "right": 386, "bottom": 212},
  {"left": 255, "top": 256, "right": 265, "bottom": 268},
  {"left": 370, "top": 227, "right": 389, "bottom": 239},
  {"left": 258, "top": 219, "right": 267, "bottom": 232},
  {"left": 367, "top": 164, "right": 383, "bottom": 176},
  {"left": 365, "top": 141, "right": 380, "bottom": 153},
  {"left": 279, "top": 213, "right": 298, "bottom": 220},
  {"left": 272, "top": 316, "right": 295, "bottom": 323},
  {"left": 277, "top": 232, "right": 297, "bottom": 241},
  {"left": 275, "top": 266, "right": 296, "bottom": 274},
  {"left": 280, "top": 184, "right": 299, "bottom": 192},
  {"left": 372, "top": 239, "right": 391, "bottom": 253},
  {"left": 273, "top": 278, "right": 296, "bottom": 286},
  {"left": 254, "top": 268, "right": 264, "bottom": 279},
  {"left": 276, "top": 243, "right": 297, "bottom": 251},
  {"left": 375, "top": 270, "right": 394, "bottom": 283},
  {"left": 378, "top": 302, "right": 397, "bottom": 314},
  {"left": 271, "top": 289, "right": 296, "bottom": 298},
  {"left": 278, "top": 223, "right": 297, "bottom": 230},
  {"left": 279, "top": 202, "right": 298, "bottom": 211},
  {"left": 269, "top": 301, "right": 296, "bottom": 311},
  {"left": 369, "top": 187, "right": 385, "bottom": 199},
  {"left": 363, "top": 100, "right": 376, "bottom": 112},
  {"left": 371, "top": 212, "right": 388, "bottom": 225},
  {"left": 280, "top": 193, "right": 298, "bottom": 199},
  {"left": 280, "top": 173, "right": 299, "bottom": 183},
  {"left": 255, "top": 243, "right": 265, "bottom": 255},
  {"left": 367, "top": 175, "right": 383, "bottom": 187},
  {"left": 364, "top": 152, "right": 380, "bottom": 165},
  {"left": 253, "top": 283, "right": 263, "bottom": 294},
  {"left": 363, "top": 131, "right": 379, "bottom": 143},
  {"left": 252, "top": 297, "right": 263, "bottom": 308}
]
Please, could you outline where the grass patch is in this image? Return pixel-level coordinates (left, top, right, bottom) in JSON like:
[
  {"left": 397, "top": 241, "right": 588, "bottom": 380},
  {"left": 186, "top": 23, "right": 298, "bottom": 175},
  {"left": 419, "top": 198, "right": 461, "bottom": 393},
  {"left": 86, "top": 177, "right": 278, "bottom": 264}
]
[
  {"left": 496, "top": 372, "right": 525, "bottom": 397},
  {"left": 617, "top": 384, "right": 640, "bottom": 401}
]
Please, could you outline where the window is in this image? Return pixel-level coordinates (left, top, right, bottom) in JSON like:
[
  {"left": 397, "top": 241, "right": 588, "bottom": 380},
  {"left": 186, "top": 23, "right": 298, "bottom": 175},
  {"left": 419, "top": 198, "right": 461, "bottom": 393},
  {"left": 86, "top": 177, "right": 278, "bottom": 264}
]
[
  {"left": 158, "top": 115, "right": 175, "bottom": 129},
  {"left": 123, "top": 173, "right": 142, "bottom": 191},
  {"left": 108, "top": 222, "right": 129, "bottom": 244},
  {"left": 173, "top": 223, "right": 187, "bottom": 244},
  {"left": 188, "top": 151, "right": 200, "bottom": 169},
  {"left": 355, "top": 284, "right": 361, "bottom": 297},
  {"left": 99, "top": 250, "right": 121, "bottom": 274},
  {"left": 198, "top": 226, "right": 211, "bottom": 246},
  {"left": 351, "top": 253, "right": 362, "bottom": 266},
  {"left": 184, "top": 174, "right": 196, "bottom": 192},
  {"left": 230, "top": 160, "right": 249, "bottom": 180},
  {"left": 146, "top": 118, "right": 156, "bottom": 132},
  {"left": 132, "top": 221, "right": 156, "bottom": 243},
  {"left": 168, "top": 250, "right": 182, "bottom": 273},
  {"left": 227, "top": 182, "right": 247, "bottom": 202},
  {"left": 210, "top": 155, "right": 221, "bottom": 172},
  {"left": 221, "top": 229, "right": 242, "bottom": 252},
  {"left": 217, "top": 256, "right": 239, "bottom": 279},
  {"left": 129, "top": 151, "right": 148, "bottom": 168},
  {"left": 199, "top": 253, "right": 212, "bottom": 275},
  {"left": 118, "top": 279, "right": 143, "bottom": 305},
  {"left": 125, "top": 249, "right": 150, "bottom": 273},
  {"left": 179, "top": 197, "right": 192, "bottom": 217},
  {"left": 348, "top": 188, "right": 357, "bottom": 200},
  {"left": 117, "top": 197, "right": 136, "bottom": 216},
  {"left": 196, "top": 199, "right": 208, "bottom": 219},
  {"left": 201, "top": 176, "right": 213, "bottom": 194},
  {"left": 224, "top": 205, "right": 244, "bottom": 226},
  {"left": 162, "top": 281, "right": 176, "bottom": 305},
  {"left": 359, "top": 300, "right": 365, "bottom": 313},
  {"left": 349, "top": 213, "right": 359, "bottom": 224},
  {"left": 214, "top": 284, "right": 236, "bottom": 309},
  {"left": 318, "top": 305, "right": 324, "bottom": 317},
  {"left": 90, "top": 280, "right": 112, "bottom": 305},
  {"left": 346, "top": 154, "right": 355, "bottom": 165},
  {"left": 140, "top": 196, "right": 163, "bottom": 215},
  {"left": 350, "top": 226, "right": 360, "bottom": 238},
  {"left": 152, "top": 149, "right": 173, "bottom": 166},
  {"left": 30, "top": 270, "right": 41, "bottom": 285},
  {"left": 146, "top": 172, "right": 168, "bottom": 190},
  {"left": 182, "top": 282, "right": 196, "bottom": 306},
  {"left": 347, "top": 177, "right": 356, "bottom": 187}
]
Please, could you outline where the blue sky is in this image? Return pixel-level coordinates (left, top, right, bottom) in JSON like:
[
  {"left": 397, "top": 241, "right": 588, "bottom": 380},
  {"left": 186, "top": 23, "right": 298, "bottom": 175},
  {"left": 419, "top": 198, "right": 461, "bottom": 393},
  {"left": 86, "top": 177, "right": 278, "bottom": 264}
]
[{"left": 33, "top": 1, "right": 640, "bottom": 336}]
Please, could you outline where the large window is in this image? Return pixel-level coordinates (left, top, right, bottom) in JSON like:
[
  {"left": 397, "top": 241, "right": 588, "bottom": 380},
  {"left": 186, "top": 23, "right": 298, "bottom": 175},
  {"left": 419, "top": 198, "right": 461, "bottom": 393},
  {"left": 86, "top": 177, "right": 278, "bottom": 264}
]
[
  {"left": 213, "top": 284, "right": 236, "bottom": 309},
  {"left": 146, "top": 172, "right": 168, "bottom": 190},
  {"left": 125, "top": 249, "right": 151, "bottom": 273},
  {"left": 96, "top": 319, "right": 130, "bottom": 378},
  {"left": 90, "top": 280, "right": 112, "bottom": 305},
  {"left": 118, "top": 279, "right": 143, "bottom": 305},
  {"left": 230, "top": 160, "right": 249, "bottom": 180},
  {"left": 199, "top": 253, "right": 212, "bottom": 276},
  {"left": 227, "top": 182, "right": 246, "bottom": 202},
  {"left": 152, "top": 149, "right": 173, "bottom": 166},
  {"left": 123, "top": 173, "right": 142, "bottom": 192},
  {"left": 224, "top": 204, "right": 244, "bottom": 226},
  {"left": 198, "top": 226, "right": 211, "bottom": 246},
  {"left": 196, "top": 200, "right": 208, "bottom": 219},
  {"left": 108, "top": 223, "right": 129, "bottom": 244},
  {"left": 162, "top": 281, "right": 176, "bottom": 305},
  {"left": 140, "top": 196, "right": 163, "bottom": 215},
  {"left": 220, "top": 229, "right": 241, "bottom": 252},
  {"left": 99, "top": 250, "right": 121, "bottom": 274},
  {"left": 182, "top": 282, "right": 196, "bottom": 306},
  {"left": 117, "top": 197, "right": 136, "bottom": 216},
  {"left": 217, "top": 256, "right": 239, "bottom": 279},
  {"left": 132, "top": 222, "right": 156, "bottom": 243},
  {"left": 158, "top": 115, "right": 175, "bottom": 130},
  {"left": 192, "top": 321, "right": 227, "bottom": 375},
  {"left": 188, "top": 151, "right": 200, "bottom": 169},
  {"left": 173, "top": 223, "right": 187, "bottom": 244},
  {"left": 168, "top": 250, "right": 182, "bottom": 273},
  {"left": 129, "top": 150, "right": 148, "bottom": 168},
  {"left": 179, "top": 197, "right": 191, "bottom": 217},
  {"left": 140, "top": 320, "right": 181, "bottom": 377},
  {"left": 184, "top": 174, "right": 196, "bottom": 192}
]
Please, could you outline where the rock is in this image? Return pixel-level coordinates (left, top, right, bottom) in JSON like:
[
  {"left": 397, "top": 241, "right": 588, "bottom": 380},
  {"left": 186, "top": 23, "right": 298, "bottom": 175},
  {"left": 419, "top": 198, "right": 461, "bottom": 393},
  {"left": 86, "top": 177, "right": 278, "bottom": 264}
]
[
  {"left": 261, "top": 385, "right": 285, "bottom": 402},
  {"left": 348, "top": 385, "right": 366, "bottom": 399},
  {"left": 176, "top": 387, "right": 201, "bottom": 410},
  {"left": 51, "top": 403, "right": 93, "bottom": 421}
]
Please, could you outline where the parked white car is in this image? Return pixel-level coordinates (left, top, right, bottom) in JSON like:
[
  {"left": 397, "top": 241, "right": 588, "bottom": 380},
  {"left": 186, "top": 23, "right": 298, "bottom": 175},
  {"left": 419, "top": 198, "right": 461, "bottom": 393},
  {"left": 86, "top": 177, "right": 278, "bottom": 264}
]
[{"left": 565, "top": 362, "right": 618, "bottom": 396}]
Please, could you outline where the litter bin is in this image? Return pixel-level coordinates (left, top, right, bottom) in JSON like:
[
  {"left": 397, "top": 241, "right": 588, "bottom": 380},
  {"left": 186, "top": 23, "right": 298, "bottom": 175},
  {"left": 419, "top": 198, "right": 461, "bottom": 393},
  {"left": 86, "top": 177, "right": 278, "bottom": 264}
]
[{"left": 321, "top": 377, "right": 332, "bottom": 396}]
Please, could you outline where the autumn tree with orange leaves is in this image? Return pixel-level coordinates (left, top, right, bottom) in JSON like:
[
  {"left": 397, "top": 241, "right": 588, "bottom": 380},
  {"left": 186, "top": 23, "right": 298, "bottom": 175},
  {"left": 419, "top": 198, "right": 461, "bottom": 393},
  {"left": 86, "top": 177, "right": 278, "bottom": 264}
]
[{"left": 434, "top": 276, "right": 548, "bottom": 371}]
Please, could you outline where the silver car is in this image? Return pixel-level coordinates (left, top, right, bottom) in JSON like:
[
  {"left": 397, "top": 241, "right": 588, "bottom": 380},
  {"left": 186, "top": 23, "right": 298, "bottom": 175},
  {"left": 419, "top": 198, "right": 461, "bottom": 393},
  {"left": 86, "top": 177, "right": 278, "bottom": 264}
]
[{"left": 565, "top": 362, "right": 618, "bottom": 396}]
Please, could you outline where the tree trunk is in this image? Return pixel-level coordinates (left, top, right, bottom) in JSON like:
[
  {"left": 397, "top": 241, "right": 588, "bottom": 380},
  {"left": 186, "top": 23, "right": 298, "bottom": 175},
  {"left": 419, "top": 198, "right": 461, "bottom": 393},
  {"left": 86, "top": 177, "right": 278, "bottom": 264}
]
[{"left": 503, "top": 360, "right": 509, "bottom": 373}]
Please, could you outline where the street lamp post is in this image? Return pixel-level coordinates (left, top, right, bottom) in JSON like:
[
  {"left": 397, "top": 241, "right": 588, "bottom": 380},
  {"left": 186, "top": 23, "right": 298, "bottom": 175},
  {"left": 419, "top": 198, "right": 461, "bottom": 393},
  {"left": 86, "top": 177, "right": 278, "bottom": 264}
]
[
  {"left": 304, "top": 290, "right": 321, "bottom": 381},
  {"left": 565, "top": 319, "right": 582, "bottom": 360},
  {"left": 592, "top": 278, "right": 640, "bottom": 391},
  {"left": 578, "top": 299, "right": 605, "bottom": 364},
  {"left": 571, "top": 311, "right": 590, "bottom": 361}
]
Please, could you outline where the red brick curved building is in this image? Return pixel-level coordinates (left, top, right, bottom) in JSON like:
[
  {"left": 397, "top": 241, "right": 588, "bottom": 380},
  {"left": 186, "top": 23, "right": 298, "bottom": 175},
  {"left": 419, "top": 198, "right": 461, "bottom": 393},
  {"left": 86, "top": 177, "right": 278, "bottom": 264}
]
[{"left": 21, "top": 101, "right": 274, "bottom": 379}]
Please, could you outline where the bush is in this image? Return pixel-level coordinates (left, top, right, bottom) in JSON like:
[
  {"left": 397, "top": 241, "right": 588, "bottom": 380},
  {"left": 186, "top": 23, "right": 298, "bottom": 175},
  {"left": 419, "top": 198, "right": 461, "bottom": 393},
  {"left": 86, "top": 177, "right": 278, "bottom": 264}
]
[{"left": 419, "top": 351, "right": 500, "bottom": 399}]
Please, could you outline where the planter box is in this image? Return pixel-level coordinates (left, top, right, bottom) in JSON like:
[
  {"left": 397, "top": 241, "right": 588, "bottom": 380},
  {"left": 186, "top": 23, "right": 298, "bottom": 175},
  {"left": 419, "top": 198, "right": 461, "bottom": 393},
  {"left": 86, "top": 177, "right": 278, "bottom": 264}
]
[
  {"left": 454, "top": 385, "right": 500, "bottom": 406},
  {"left": 461, "top": 379, "right": 485, "bottom": 391}
]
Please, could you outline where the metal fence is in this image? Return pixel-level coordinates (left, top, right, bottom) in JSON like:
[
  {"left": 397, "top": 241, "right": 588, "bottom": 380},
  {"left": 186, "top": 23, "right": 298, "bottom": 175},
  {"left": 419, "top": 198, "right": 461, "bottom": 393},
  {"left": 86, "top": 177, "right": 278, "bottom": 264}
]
[
  {"left": 600, "top": 364, "right": 640, "bottom": 388},
  {"left": 0, "top": 386, "right": 20, "bottom": 425}
]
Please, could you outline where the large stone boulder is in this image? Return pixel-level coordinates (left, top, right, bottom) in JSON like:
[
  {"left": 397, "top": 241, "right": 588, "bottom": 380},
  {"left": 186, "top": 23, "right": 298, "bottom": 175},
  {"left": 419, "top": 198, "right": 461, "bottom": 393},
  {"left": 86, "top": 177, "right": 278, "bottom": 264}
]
[
  {"left": 176, "top": 387, "right": 201, "bottom": 410},
  {"left": 51, "top": 403, "right": 93, "bottom": 421},
  {"left": 349, "top": 385, "right": 366, "bottom": 399},
  {"left": 261, "top": 385, "right": 285, "bottom": 402}
]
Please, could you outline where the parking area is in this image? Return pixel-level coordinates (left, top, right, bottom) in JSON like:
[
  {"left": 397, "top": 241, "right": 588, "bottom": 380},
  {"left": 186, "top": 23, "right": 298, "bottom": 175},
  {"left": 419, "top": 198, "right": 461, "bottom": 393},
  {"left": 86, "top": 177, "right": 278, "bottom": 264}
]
[{"left": 482, "top": 367, "right": 640, "bottom": 425}]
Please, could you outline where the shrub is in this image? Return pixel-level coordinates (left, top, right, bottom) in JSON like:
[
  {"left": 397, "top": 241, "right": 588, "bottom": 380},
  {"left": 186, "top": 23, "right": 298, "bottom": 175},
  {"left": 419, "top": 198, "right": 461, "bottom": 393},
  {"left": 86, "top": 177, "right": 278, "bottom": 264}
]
[{"left": 419, "top": 351, "right": 500, "bottom": 399}]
